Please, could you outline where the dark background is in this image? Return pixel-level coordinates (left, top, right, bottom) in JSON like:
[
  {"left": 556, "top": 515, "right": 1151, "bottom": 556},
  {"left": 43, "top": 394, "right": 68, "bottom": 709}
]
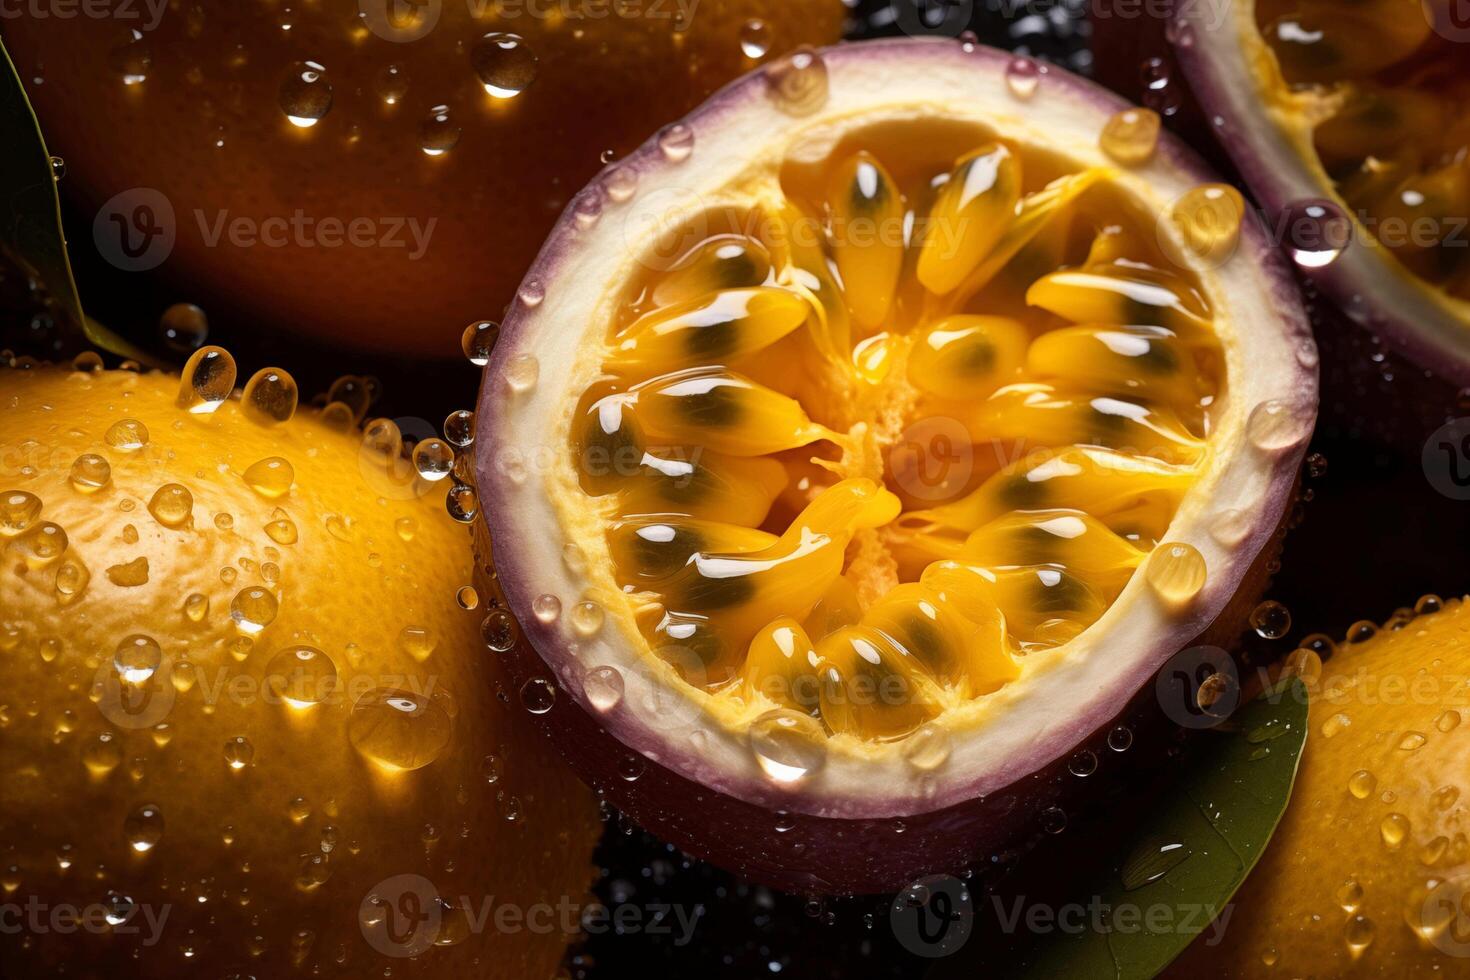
[{"left": 7, "top": 1, "right": 1468, "bottom": 976}]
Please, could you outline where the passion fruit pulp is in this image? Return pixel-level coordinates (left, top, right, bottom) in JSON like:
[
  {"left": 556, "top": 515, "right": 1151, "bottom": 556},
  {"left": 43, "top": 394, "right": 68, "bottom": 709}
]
[
  {"left": 0, "top": 358, "right": 598, "bottom": 974},
  {"left": 476, "top": 38, "right": 1318, "bottom": 893},
  {"left": 0, "top": 2, "right": 844, "bottom": 358},
  {"left": 1173, "top": 0, "right": 1470, "bottom": 381}
]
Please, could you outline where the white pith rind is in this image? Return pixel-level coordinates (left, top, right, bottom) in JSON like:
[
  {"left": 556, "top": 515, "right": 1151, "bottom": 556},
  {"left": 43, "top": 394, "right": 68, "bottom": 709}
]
[
  {"left": 1176, "top": 0, "right": 1470, "bottom": 380},
  {"left": 477, "top": 38, "right": 1316, "bottom": 820}
]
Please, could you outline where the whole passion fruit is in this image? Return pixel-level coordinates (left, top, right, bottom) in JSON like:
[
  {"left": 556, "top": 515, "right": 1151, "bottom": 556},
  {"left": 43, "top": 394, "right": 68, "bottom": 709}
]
[
  {"left": 0, "top": 2, "right": 844, "bottom": 358},
  {"left": 1170, "top": 596, "right": 1470, "bottom": 975},
  {"left": 0, "top": 356, "right": 598, "bottom": 974},
  {"left": 1172, "top": 0, "right": 1470, "bottom": 382},
  {"left": 473, "top": 38, "right": 1319, "bottom": 893}
]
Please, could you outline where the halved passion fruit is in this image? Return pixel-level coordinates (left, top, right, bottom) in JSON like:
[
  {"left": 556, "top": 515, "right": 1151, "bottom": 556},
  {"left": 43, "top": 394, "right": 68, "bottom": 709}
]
[
  {"left": 1175, "top": 0, "right": 1470, "bottom": 380},
  {"left": 475, "top": 38, "right": 1318, "bottom": 893}
]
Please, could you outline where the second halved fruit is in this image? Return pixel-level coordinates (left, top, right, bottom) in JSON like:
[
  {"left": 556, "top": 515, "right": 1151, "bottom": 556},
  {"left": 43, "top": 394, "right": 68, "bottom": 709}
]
[{"left": 476, "top": 38, "right": 1319, "bottom": 893}]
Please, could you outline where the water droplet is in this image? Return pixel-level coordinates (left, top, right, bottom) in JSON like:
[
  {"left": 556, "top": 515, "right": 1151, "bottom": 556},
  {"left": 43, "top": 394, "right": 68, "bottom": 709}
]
[
  {"left": 1398, "top": 731, "right": 1428, "bottom": 752},
  {"left": 472, "top": 32, "right": 537, "bottom": 98},
  {"left": 1380, "top": 812, "right": 1410, "bottom": 849},
  {"left": 124, "top": 803, "right": 164, "bottom": 852},
  {"left": 1005, "top": 55, "right": 1040, "bottom": 99},
  {"left": 1145, "top": 542, "right": 1207, "bottom": 605},
  {"left": 1098, "top": 108, "right": 1160, "bottom": 166},
  {"left": 520, "top": 677, "right": 556, "bottom": 714},
  {"left": 279, "top": 61, "right": 332, "bottom": 127},
  {"left": 183, "top": 592, "right": 209, "bottom": 622},
  {"left": 72, "top": 350, "right": 102, "bottom": 372},
  {"left": 418, "top": 104, "right": 460, "bottom": 156},
  {"left": 224, "top": 736, "right": 254, "bottom": 770},
  {"left": 1247, "top": 399, "right": 1313, "bottom": 451},
  {"left": 455, "top": 585, "right": 480, "bottom": 610},
  {"left": 373, "top": 63, "right": 408, "bottom": 105},
  {"left": 239, "top": 457, "right": 293, "bottom": 499},
  {"left": 229, "top": 587, "right": 279, "bottom": 635},
  {"left": 1344, "top": 913, "right": 1376, "bottom": 956},
  {"left": 1068, "top": 749, "right": 1099, "bottom": 777},
  {"left": 1335, "top": 876, "right": 1364, "bottom": 912},
  {"left": 0, "top": 490, "right": 41, "bottom": 536},
  {"left": 69, "top": 454, "right": 111, "bottom": 493},
  {"left": 413, "top": 439, "right": 454, "bottom": 481},
  {"left": 1039, "top": 806, "right": 1068, "bottom": 834},
  {"left": 1121, "top": 837, "right": 1190, "bottom": 889},
  {"left": 532, "top": 594, "right": 561, "bottom": 623},
  {"left": 83, "top": 731, "right": 122, "bottom": 776},
  {"left": 1108, "top": 726, "right": 1133, "bottom": 752},
  {"left": 570, "top": 600, "right": 604, "bottom": 636},
  {"left": 901, "top": 723, "right": 952, "bottom": 771},
  {"left": 584, "top": 665, "right": 624, "bottom": 712},
  {"left": 505, "top": 353, "right": 539, "bottom": 393},
  {"left": 242, "top": 368, "right": 298, "bottom": 425},
  {"left": 603, "top": 166, "right": 638, "bottom": 203},
  {"left": 347, "top": 689, "right": 451, "bottom": 770},
  {"left": 1140, "top": 57, "right": 1180, "bottom": 115},
  {"left": 48, "top": 155, "right": 65, "bottom": 180},
  {"left": 1168, "top": 184, "right": 1244, "bottom": 266},
  {"left": 740, "top": 18, "right": 771, "bottom": 58},
  {"left": 54, "top": 555, "right": 90, "bottom": 598},
  {"left": 398, "top": 625, "right": 437, "bottom": 662},
  {"left": 110, "top": 29, "right": 151, "bottom": 85},
  {"left": 105, "top": 418, "right": 149, "bottom": 452},
  {"left": 159, "top": 303, "right": 208, "bottom": 352},
  {"left": 17, "top": 522, "right": 68, "bottom": 567},
  {"left": 147, "top": 483, "right": 194, "bottom": 528},
  {"left": 264, "top": 646, "right": 337, "bottom": 707},
  {"left": 657, "top": 123, "right": 695, "bottom": 162},
  {"left": 1250, "top": 600, "right": 1291, "bottom": 639},
  {"left": 445, "top": 483, "right": 478, "bottom": 523},
  {"left": 1437, "top": 710, "right": 1461, "bottom": 733},
  {"left": 481, "top": 610, "right": 518, "bottom": 652},
  {"left": 443, "top": 409, "right": 475, "bottom": 448},
  {"left": 764, "top": 46, "right": 827, "bottom": 116},
  {"left": 1281, "top": 199, "right": 1351, "bottom": 269},
  {"left": 265, "top": 518, "right": 298, "bottom": 545},
  {"left": 1208, "top": 507, "right": 1251, "bottom": 547},
  {"left": 749, "top": 709, "right": 826, "bottom": 784},
  {"left": 518, "top": 278, "right": 545, "bottom": 307},
  {"left": 176, "top": 346, "right": 236, "bottom": 413},
  {"left": 461, "top": 321, "right": 499, "bottom": 365}
]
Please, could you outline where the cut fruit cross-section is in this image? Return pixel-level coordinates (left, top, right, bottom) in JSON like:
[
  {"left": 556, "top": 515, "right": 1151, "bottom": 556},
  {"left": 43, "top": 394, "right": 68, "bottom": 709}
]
[{"left": 475, "top": 38, "right": 1318, "bottom": 893}]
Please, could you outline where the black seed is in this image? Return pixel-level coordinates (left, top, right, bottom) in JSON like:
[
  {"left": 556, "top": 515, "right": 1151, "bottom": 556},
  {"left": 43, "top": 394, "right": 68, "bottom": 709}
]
[
  {"left": 886, "top": 619, "right": 948, "bottom": 676},
  {"left": 999, "top": 474, "right": 1046, "bottom": 510},
  {"left": 1133, "top": 339, "right": 1178, "bottom": 374},
  {"left": 679, "top": 569, "right": 756, "bottom": 611},
  {"left": 683, "top": 315, "right": 740, "bottom": 360},
  {"left": 1031, "top": 569, "right": 1093, "bottom": 612},
  {"left": 631, "top": 524, "right": 702, "bottom": 578},
  {"left": 677, "top": 381, "right": 743, "bottom": 428}
]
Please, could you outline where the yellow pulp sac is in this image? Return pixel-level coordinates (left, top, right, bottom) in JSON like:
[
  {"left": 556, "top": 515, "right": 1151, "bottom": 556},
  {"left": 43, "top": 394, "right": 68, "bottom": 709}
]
[
  {"left": 571, "top": 123, "right": 1224, "bottom": 741},
  {"left": 1255, "top": 0, "right": 1470, "bottom": 297}
]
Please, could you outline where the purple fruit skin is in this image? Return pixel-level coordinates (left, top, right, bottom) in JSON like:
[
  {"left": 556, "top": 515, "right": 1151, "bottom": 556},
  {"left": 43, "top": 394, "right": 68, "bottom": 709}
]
[{"left": 475, "top": 38, "right": 1317, "bottom": 894}]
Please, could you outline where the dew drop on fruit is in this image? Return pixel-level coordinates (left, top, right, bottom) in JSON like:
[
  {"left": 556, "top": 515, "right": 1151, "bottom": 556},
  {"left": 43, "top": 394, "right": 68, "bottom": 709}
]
[
  {"left": 1380, "top": 812, "right": 1409, "bottom": 849},
  {"left": 16, "top": 522, "right": 67, "bottom": 567},
  {"left": 0, "top": 490, "right": 41, "bottom": 536},
  {"left": 764, "top": 46, "right": 828, "bottom": 117},
  {"left": 242, "top": 457, "right": 293, "bottom": 499},
  {"left": 418, "top": 105, "right": 460, "bottom": 156},
  {"left": 657, "top": 123, "right": 695, "bottom": 163},
  {"left": 224, "top": 736, "right": 254, "bottom": 770},
  {"left": 1208, "top": 507, "right": 1250, "bottom": 547},
  {"left": 1120, "top": 837, "right": 1190, "bottom": 890},
  {"left": 72, "top": 350, "right": 102, "bottom": 373},
  {"left": 147, "top": 483, "right": 194, "bottom": 528},
  {"left": 105, "top": 418, "right": 149, "bottom": 452},
  {"left": 242, "top": 368, "right": 298, "bottom": 425},
  {"left": 900, "top": 723, "right": 952, "bottom": 772},
  {"left": 471, "top": 32, "right": 538, "bottom": 99},
  {"left": 443, "top": 409, "right": 475, "bottom": 448},
  {"left": 279, "top": 61, "right": 333, "bottom": 128},
  {"left": 123, "top": 803, "right": 164, "bottom": 852},
  {"left": 520, "top": 677, "right": 556, "bottom": 714},
  {"left": 445, "top": 483, "right": 478, "bottom": 523},
  {"left": 1344, "top": 913, "right": 1376, "bottom": 955},
  {"left": 1098, "top": 108, "right": 1160, "bottom": 166},
  {"left": 1140, "top": 57, "right": 1180, "bottom": 116},
  {"left": 1039, "top": 806, "right": 1067, "bottom": 834},
  {"left": 570, "top": 600, "right": 604, "bottom": 636},
  {"left": 230, "top": 587, "right": 279, "bottom": 635},
  {"left": 603, "top": 167, "right": 638, "bottom": 204},
  {"left": 398, "top": 625, "right": 437, "bottom": 662},
  {"left": 518, "top": 277, "right": 546, "bottom": 307},
  {"left": 265, "top": 646, "right": 337, "bottom": 707},
  {"left": 109, "top": 29, "right": 151, "bottom": 85},
  {"left": 69, "top": 454, "right": 111, "bottom": 493},
  {"left": 505, "top": 353, "right": 540, "bottom": 393},
  {"left": 1168, "top": 184, "right": 1244, "bottom": 266},
  {"left": 158, "top": 303, "right": 208, "bottom": 353},
  {"left": 1281, "top": 199, "right": 1351, "bottom": 269},
  {"left": 183, "top": 592, "right": 209, "bottom": 622},
  {"left": 749, "top": 709, "right": 826, "bottom": 784},
  {"left": 1069, "top": 750, "right": 1099, "bottom": 777},
  {"left": 456, "top": 586, "right": 479, "bottom": 610},
  {"left": 1250, "top": 600, "right": 1291, "bottom": 639},
  {"left": 740, "top": 18, "right": 771, "bottom": 59},
  {"left": 583, "top": 665, "right": 624, "bottom": 712},
  {"left": 481, "top": 609, "right": 519, "bottom": 652},
  {"left": 413, "top": 439, "right": 454, "bottom": 481},
  {"left": 1145, "top": 542, "right": 1207, "bottom": 605},
  {"left": 83, "top": 731, "right": 122, "bottom": 776},
  {"left": 1335, "top": 876, "right": 1364, "bottom": 913},
  {"left": 347, "top": 689, "right": 451, "bottom": 770},
  {"left": 327, "top": 375, "right": 373, "bottom": 422},
  {"left": 394, "top": 516, "right": 417, "bottom": 542},
  {"left": 532, "top": 594, "right": 561, "bottom": 623},
  {"left": 373, "top": 63, "right": 408, "bottom": 105},
  {"left": 1005, "top": 55, "right": 1040, "bottom": 99},
  {"left": 176, "top": 346, "right": 237, "bottom": 414},
  {"left": 1246, "top": 399, "right": 1312, "bottom": 451},
  {"left": 54, "top": 556, "right": 89, "bottom": 598},
  {"left": 265, "top": 518, "right": 298, "bottom": 545},
  {"left": 462, "top": 321, "right": 499, "bottom": 365}
]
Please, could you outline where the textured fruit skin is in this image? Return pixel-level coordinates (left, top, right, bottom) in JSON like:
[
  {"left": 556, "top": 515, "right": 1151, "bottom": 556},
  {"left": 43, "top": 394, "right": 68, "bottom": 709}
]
[
  {"left": 0, "top": 2, "right": 844, "bottom": 358},
  {"left": 0, "top": 367, "right": 598, "bottom": 976},
  {"left": 1168, "top": 599, "right": 1470, "bottom": 977},
  {"left": 474, "top": 38, "right": 1318, "bottom": 894}
]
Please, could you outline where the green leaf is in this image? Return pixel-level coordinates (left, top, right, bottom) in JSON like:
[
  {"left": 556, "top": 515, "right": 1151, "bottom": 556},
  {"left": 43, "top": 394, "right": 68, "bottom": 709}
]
[
  {"left": 0, "top": 37, "right": 155, "bottom": 364},
  {"left": 933, "top": 679, "right": 1308, "bottom": 979}
]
